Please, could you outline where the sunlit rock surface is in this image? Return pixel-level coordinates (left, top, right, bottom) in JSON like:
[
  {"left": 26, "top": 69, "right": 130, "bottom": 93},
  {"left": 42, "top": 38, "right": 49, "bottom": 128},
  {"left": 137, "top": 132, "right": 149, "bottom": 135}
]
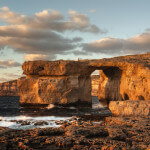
[
  {"left": 109, "top": 100, "right": 150, "bottom": 116},
  {"left": 88, "top": 53, "right": 150, "bottom": 102},
  {"left": 91, "top": 75, "right": 100, "bottom": 96},
  {"left": 22, "top": 60, "right": 95, "bottom": 76},
  {"left": 0, "top": 80, "right": 19, "bottom": 96},
  {"left": 18, "top": 75, "right": 92, "bottom": 107},
  {"left": 19, "top": 53, "right": 150, "bottom": 108}
]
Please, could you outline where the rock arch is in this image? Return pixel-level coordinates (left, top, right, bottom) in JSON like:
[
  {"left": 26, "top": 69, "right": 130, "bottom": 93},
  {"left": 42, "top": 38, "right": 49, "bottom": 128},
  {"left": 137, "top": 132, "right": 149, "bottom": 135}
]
[{"left": 18, "top": 53, "right": 150, "bottom": 108}]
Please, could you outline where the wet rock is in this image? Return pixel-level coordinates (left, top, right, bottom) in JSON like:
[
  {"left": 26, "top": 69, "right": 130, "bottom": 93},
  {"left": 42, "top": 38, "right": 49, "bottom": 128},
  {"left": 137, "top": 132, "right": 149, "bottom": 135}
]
[
  {"left": 65, "top": 124, "right": 109, "bottom": 138},
  {"left": 34, "top": 121, "right": 49, "bottom": 126},
  {"left": 37, "top": 127, "right": 65, "bottom": 136},
  {"left": 16, "top": 120, "right": 31, "bottom": 125},
  {"left": 0, "top": 117, "right": 150, "bottom": 149}
]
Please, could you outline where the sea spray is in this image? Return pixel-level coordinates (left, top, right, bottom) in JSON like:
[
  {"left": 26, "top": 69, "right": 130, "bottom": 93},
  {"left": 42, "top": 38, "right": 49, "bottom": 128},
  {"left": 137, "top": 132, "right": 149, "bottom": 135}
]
[{"left": 0, "top": 115, "right": 71, "bottom": 129}]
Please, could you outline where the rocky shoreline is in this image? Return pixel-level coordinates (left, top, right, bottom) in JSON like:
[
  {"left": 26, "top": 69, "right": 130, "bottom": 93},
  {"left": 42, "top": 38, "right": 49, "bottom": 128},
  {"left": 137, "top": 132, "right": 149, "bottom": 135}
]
[
  {"left": 0, "top": 53, "right": 150, "bottom": 149},
  {"left": 0, "top": 116, "right": 150, "bottom": 150}
]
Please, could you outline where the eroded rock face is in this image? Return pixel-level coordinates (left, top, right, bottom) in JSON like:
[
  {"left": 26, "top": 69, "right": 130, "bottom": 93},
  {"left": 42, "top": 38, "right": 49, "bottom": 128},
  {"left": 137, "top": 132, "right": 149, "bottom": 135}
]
[
  {"left": 19, "top": 53, "right": 150, "bottom": 108},
  {"left": 89, "top": 53, "right": 150, "bottom": 102},
  {"left": 98, "top": 67, "right": 123, "bottom": 102},
  {"left": 109, "top": 100, "right": 150, "bottom": 116},
  {"left": 18, "top": 76, "right": 92, "bottom": 107},
  {"left": 91, "top": 75, "right": 100, "bottom": 96},
  {"left": 98, "top": 64, "right": 150, "bottom": 102},
  {"left": 0, "top": 80, "right": 19, "bottom": 96},
  {"left": 22, "top": 60, "right": 95, "bottom": 76}
]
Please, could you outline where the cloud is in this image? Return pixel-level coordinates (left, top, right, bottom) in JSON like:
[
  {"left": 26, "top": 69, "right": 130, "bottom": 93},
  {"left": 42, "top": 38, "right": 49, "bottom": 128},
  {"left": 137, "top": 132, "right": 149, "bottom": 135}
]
[
  {"left": 0, "top": 7, "right": 105, "bottom": 58},
  {"left": 82, "top": 30, "right": 150, "bottom": 55},
  {"left": 89, "top": 9, "right": 96, "bottom": 13},
  {"left": 68, "top": 10, "right": 100, "bottom": 33},
  {"left": 24, "top": 54, "right": 55, "bottom": 61},
  {"left": 0, "top": 25, "right": 80, "bottom": 55},
  {"left": 0, "top": 77, "right": 8, "bottom": 83},
  {"left": 125, "top": 32, "right": 150, "bottom": 51},
  {"left": 0, "top": 73, "right": 23, "bottom": 83},
  {"left": 0, "top": 7, "right": 102, "bottom": 33},
  {"left": 3, "top": 73, "right": 21, "bottom": 79},
  {"left": 0, "top": 60, "right": 21, "bottom": 68}
]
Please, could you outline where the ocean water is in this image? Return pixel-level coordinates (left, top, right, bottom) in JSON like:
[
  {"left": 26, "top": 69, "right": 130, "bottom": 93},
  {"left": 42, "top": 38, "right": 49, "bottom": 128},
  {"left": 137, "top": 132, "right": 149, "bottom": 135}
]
[
  {"left": 0, "top": 96, "right": 110, "bottom": 129},
  {"left": 0, "top": 115, "right": 71, "bottom": 129}
]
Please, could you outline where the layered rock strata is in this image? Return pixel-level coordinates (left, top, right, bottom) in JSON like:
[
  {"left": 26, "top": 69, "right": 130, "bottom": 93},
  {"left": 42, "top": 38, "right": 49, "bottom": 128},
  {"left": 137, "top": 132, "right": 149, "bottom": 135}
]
[
  {"left": 91, "top": 75, "right": 100, "bottom": 96},
  {"left": 109, "top": 100, "right": 150, "bottom": 116},
  {"left": 18, "top": 61, "right": 93, "bottom": 107},
  {"left": 19, "top": 53, "right": 150, "bottom": 109},
  {"left": 0, "top": 76, "right": 97, "bottom": 97},
  {"left": 0, "top": 80, "right": 19, "bottom": 96},
  {"left": 88, "top": 53, "right": 150, "bottom": 102}
]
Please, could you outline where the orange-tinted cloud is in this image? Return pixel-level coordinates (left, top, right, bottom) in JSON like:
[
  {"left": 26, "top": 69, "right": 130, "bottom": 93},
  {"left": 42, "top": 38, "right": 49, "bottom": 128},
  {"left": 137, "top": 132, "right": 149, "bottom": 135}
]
[
  {"left": 0, "top": 7, "right": 102, "bottom": 33},
  {"left": 83, "top": 31, "right": 150, "bottom": 55},
  {"left": 0, "top": 60, "right": 21, "bottom": 68},
  {"left": 24, "top": 54, "right": 55, "bottom": 61},
  {"left": 0, "top": 7, "right": 104, "bottom": 59}
]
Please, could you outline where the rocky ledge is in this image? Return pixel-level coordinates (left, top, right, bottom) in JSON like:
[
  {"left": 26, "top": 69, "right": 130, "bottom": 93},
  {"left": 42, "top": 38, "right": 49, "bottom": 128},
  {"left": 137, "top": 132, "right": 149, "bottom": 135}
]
[
  {"left": 0, "top": 116, "right": 150, "bottom": 149},
  {"left": 109, "top": 100, "right": 150, "bottom": 116}
]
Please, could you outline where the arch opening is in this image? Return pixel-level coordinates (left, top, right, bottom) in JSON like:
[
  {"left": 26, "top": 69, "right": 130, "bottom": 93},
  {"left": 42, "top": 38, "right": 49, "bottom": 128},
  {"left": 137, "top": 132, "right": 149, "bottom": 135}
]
[{"left": 91, "top": 67, "right": 123, "bottom": 107}]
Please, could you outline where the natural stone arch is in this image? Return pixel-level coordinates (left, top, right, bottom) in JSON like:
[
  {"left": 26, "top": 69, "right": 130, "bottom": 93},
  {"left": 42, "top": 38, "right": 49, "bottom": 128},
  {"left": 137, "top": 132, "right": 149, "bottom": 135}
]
[
  {"left": 18, "top": 53, "right": 150, "bottom": 108},
  {"left": 98, "top": 67, "right": 123, "bottom": 103}
]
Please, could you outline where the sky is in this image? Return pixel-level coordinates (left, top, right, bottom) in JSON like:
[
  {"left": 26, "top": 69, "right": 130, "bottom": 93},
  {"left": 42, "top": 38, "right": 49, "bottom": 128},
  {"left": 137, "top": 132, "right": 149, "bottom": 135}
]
[{"left": 0, "top": 0, "right": 150, "bottom": 82}]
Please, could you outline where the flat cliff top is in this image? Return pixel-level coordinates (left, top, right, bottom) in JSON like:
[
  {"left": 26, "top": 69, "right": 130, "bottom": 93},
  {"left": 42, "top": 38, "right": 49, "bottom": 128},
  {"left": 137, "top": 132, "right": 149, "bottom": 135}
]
[
  {"left": 22, "top": 60, "right": 93, "bottom": 76},
  {"left": 22, "top": 53, "right": 150, "bottom": 76},
  {"left": 88, "top": 52, "right": 150, "bottom": 68}
]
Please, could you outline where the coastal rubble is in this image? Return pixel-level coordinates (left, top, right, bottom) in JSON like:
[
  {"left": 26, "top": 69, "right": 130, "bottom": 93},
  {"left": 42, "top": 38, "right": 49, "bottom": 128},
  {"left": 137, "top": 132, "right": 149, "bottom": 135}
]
[{"left": 0, "top": 116, "right": 149, "bottom": 149}]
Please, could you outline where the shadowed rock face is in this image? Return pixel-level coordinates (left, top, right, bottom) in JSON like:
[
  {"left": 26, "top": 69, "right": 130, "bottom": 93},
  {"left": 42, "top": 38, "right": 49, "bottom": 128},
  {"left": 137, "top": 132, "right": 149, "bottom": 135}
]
[
  {"left": 18, "top": 53, "right": 150, "bottom": 108},
  {"left": 94, "top": 55, "right": 150, "bottom": 102}
]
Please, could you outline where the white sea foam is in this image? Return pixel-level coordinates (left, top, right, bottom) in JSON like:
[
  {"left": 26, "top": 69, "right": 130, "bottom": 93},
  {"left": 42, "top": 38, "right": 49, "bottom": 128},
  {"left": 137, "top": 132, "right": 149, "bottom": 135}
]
[
  {"left": 46, "top": 104, "right": 55, "bottom": 109},
  {"left": 0, "top": 121, "right": 17, "bottom": 127},
  {"left": 0, "top": 115, "right": 71, "bottom": 129}
]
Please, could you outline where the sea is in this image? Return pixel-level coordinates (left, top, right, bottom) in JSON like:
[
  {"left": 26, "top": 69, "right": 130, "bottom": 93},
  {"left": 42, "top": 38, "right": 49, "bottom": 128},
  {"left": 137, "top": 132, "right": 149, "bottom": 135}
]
[{"left": 0, "top": 96, "right": 111, "bottom": 130}]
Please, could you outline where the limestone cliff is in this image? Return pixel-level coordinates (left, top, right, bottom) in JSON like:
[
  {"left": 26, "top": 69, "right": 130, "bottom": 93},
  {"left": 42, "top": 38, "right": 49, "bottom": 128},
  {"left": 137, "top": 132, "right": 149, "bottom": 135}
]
[
  {"left": 88, "top": 53, "right": 150, "bottom": 102},
  {"left": 0, "top": 77, "right": 97, "bottom": 98},
  {"left": 19, "top": 53, "right": 150, "bottom": 108},
  {"left": 0, "top": 80, "right": 19, "bottom": 96},
  {"left": 91, "top": 75, "right": 100, "bottom": 96},
  {"left": 18, "top": 76, "right": 91, "bottom": 107},
  {"left": 109, "top": 101, "right": 150, "bottom": 116}
]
